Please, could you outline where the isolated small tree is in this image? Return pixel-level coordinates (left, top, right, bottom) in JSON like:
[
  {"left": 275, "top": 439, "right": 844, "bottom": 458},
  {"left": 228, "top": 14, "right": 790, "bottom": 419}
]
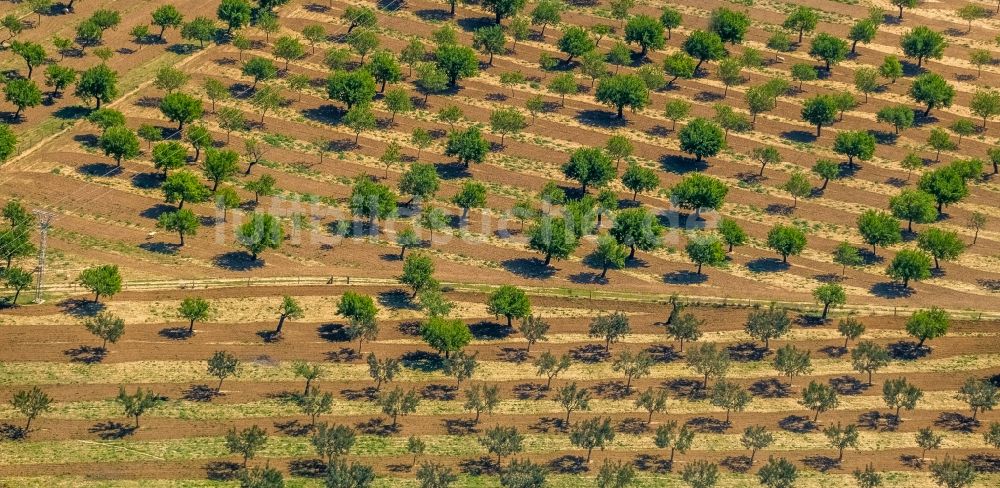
[
  {"left": 292, "top": 361, "right": 322, "bottom": 396},
  {"left": 800, "top": 95, "right": 836, "bottom": 136},
  {"left": 906, "top": 307, "right": 949, "bottom": 347},
  {"left": 915, "top": 427, "right": 944, "bottom": 461},
  {"left": 472, "top": 25, "right": 506, "bottom": 66},
  {"left": 78, "top": 264, "right": 122, "bottom": 303},
  {"left": 837, "top": 317, "right": 865, "bottom": 349},
  {"left": 479, "top": 425, "right": 524, "bottom": 465},
  {"left": 311, "top": 423, "right": 355, "bottom": 465},
  {"left": 910, "top": 73, "right": 955, "bottom": 117},
  {"left": 887, "top": 249, "right": 933, "bottom": 288},
  {"left": 207, "top": 350, "right": 240, "bottom": 392},
  {"left": 687, "top": 343, "right": 730, "bottom": 391},
  {"left": 740, "top": 425, "right": 773, "bottom": 465},
  {"left": 809, "top": 33, "right": 849, "bottom": 71},
  {"left": 711, "top": 380, "right": 751, "bottom": 423},
  {"left": 849, "top": 19, "right": 878, "bottom": 55},
  {"left": 156, "top": 209, "right": 199, "bottom": 247},
  {"left": 958, "top": 378, "right": 999, "bottom": 420},
  {"left": 116, "top": 386, "right": 163, "bottom": 429},
  {"left": 554, "top": 382, "right": 591, "bottom": 423},
  {"left": 442, "top": 350, "right": 477, "bottom": 388},
  {"left": 367, "top": 353, "right": 400, "bottom": 391},
  {"left": 665, "top": 312, "right": 703, "bottom": 352},
  {"left": 824, "top": 422, "right": 859, "bottom": 462},
  {"left": 772, "top": 344, "right": 812, "bottom": 387},
  {"left": 684, "top": 234, "right": 726, "bottom": 276},
  {"left": 876, "top": 105, "right": 915, "bottom": 135},
  {"left": 535, "top": 351, "right": 571, "bottom": 389},
  {"left": 918, "top": 227, "right": 964, "bottom": 270},
  {"left": 745, "top": 303, "right": 791, "bottom": 349},
  {"left": 929, "top": 457, "right": 977, "bottom": 488},
  {"left": 883, "top": 377, "right": 923, "bottom": 418},
  {"left": 3, "top": 267, "right": 32, "bottom": 305},
  {"left": 416, "top": 462, "right": 457, "bottom": 488},
  {"left": 612, "top": 350, "right": 653, "bottom": 393},
  {"left": 464, "top": 383, "right": 500, "bottom": 423},
  {"left": 901, "top": 26, "right": 946, "bottom": 68},
  {"left": 655, "top": 421, "right": 695, "bottom": 463},
  {"left": 800, "top": 381, "right": 839, "bottom": 421},
  {"left": 271, "top": 295, "right": 304, "bottom": 336},
  {"left": 225, "top": 424, "right": 267, "bottom": 467},
  {"left": 298, "top": 386, "right": 334, "bottom": 427},
  {"left": 758, "top": 457, "right": 798, "bottom": 488},
  {"left": 782, "top": 172, "right": 811, "bottom": 209},
  {"left": 98, "top": 126, "right": 140, "bottom": 167},
  {"left": 889, "top": 190, "right": 938, "bottom": 232},
  {"left": 570, "top": 416, "right": 615, "bottom": 462},
  {"left": 851, "top": 340, "right": 890, "bottom": 385},
  {"left": 236, "top": 213, "right": 283, "bottom": 261},
  {"left": 717, "top": 218, "right": 747, "bottom": 253},
  {"left": 969, "top": 212, "right": 987, "bottom": 245},
  {"left": 589, "top": 312, "right": 630, "bottom": 352}
]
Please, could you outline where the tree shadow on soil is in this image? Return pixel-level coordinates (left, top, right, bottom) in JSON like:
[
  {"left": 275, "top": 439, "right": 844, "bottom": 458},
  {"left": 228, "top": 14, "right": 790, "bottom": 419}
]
[
  {"left": 829, "top": 375, "right": 869, "bottom": 395},
  {"left": 182, "top": 384, "right": 221, "bottom": 402},
  {"left": 58, "top": 298, "right": 103, "bottom": 317},
  {"left": 317, "top": 323, "right": 349, "bottom": 342},
  {"left": 663, "top": 270, "right": 708, "bottom": 285},
  {"left": 88, "top": 421, "right": 137, "bottom": 439},
  {"left": 205, "top": 461, "right": 242, "bottom": 480},
  {"left": 444, "top": 418, "right": 478, "bottom": 435},
  {"left": 634, "top": 454, "right": 672, "bottom": 473},
  {"left": 749, "top": 378, "right": 791, "bottom": 398},
  {"left": 77, "top": 162, "right": 119, "bottom": 177},
  {"left": 513, "top": 383, "right": 547, "bottom": 400},
  {"left": 460, "top": 456, "right": 499, "bottom": 476},
  {"left": 325, "top": 348, "right": 360, "bottom": 363},
  {"left": 659, "top": 154, "right": 708, "bottom": 174},
  {"left": 469, "top": 321, "right": 513, "bottom": 340},
  {"left": 870, "top": 282, "right": 913, "bottom": 299},
  {"left": 721, "top": 455, "right": 752, "bottom": 473},
  {"left": 645, "top": 344, "right": 681, "bottom": 363},
  {"left": 593, "top": 380, "right": 630, "bottom": 400},
  {"left": 213, "top": 251, "right": 264, "bottom": 271},
  {"left": 887, "top": 341, "right": 930, "bottom": 360},
  {"left": 340, "top": 386, "right": 377, "bottom": 401},
  {"left": 663, "top": 378, "right": 704, "bottom": 400},
  {"left": 858, "top": 410, "right": 900, "bottom": 432},
  {"left": 502, "top": 257, "right": 557, "bottom": 279},
  {"left": 575, "top": 109, "right": 628, "bottom": 128},
  {"left": 685, "top": 416, "right": 730, "bottom": 433},
  {"left": 420, "top": 383, "right": 457, "bottom": 401},
  {"left": 549, "top": 455, "right": 588, "bottom": 474},
  {"left": 355, "top": 417, "right": 399, "bottom": 436},
  {"left": 400, "top": 350, "right": 443, "bottom": 372},
  {"left": 274, "top": 419, "right": 313, "bottom": 437},
  {"left": 289, "top": 458, "right": 326, "bottom": 477},
  {"left": 802, "top": 455, "right": 840, "bottom": 472},
  {"left": 618, "top": 417, "right": 649, "bottom": 434},
  {"left": 727, "top": 342, "right": 770, "bottom": 362},
  {"left": 64, "top": 345, "right": 107, "bottom": 364},
  {"left": 0, "top": 424, "right": 25, "bottom": 440},
  {"left": 745, "top": 257, "right": 788, "bottom": 273},
  {"left": 378, "top": 289, "right": 420, "bottom": 310},
  {"left": 498, "top": 346, "right": 529, "bottom": 363},
  {"left": 967, "top": 454, "right": 1000, "bottom": 473},
  {"left": 934, "top": 412, "right": 979, "bottom": 433},
  {"left": 778, "top": 415, "right": 817, "bottom": 433},
  {"left": 131, "top": 172, "right": 162, "bottom": 189},
  {"left": 570, "top": 343, "right": 609, "bottom": 363}
]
